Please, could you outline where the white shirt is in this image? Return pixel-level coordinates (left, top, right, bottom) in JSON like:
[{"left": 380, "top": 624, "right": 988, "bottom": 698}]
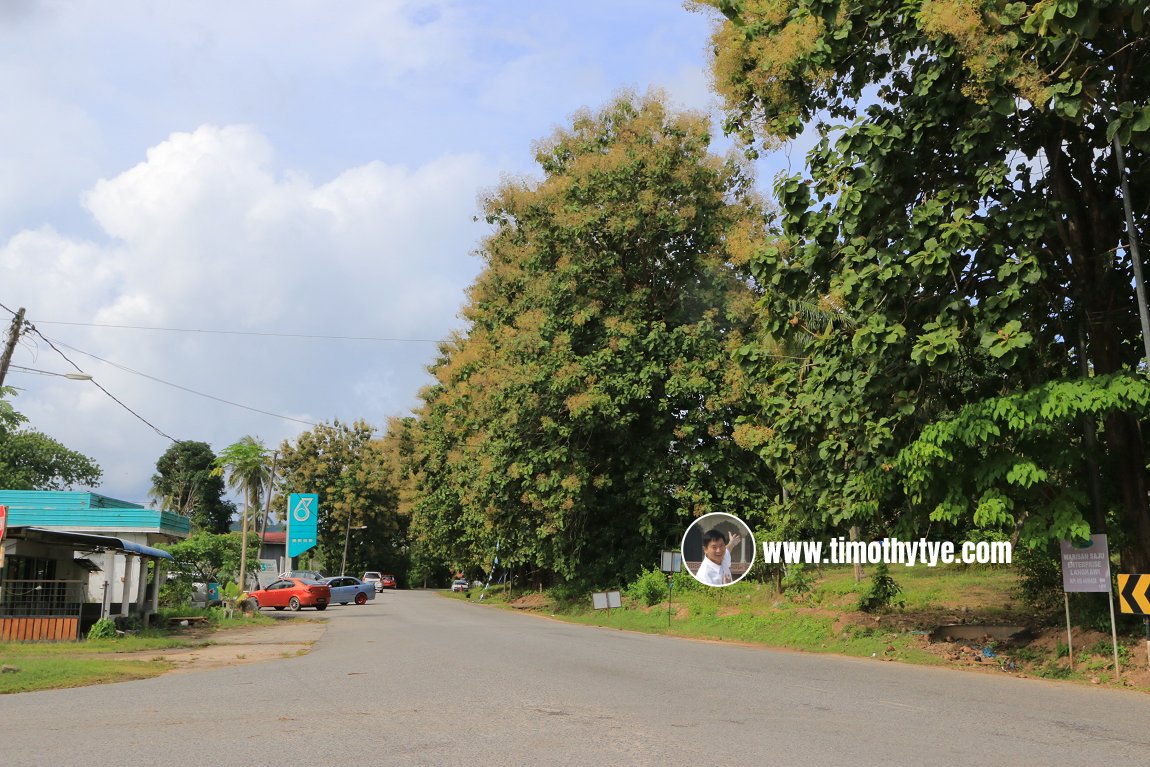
[{"left": 695, "top": 555, "right": 730, "bottom": 586}]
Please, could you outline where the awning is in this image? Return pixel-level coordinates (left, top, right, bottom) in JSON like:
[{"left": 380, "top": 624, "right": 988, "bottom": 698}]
[{"left": 9, "top": 527, "right": 174, "bottom": 560}]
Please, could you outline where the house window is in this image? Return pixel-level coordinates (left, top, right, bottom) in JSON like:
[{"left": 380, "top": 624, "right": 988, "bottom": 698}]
[{"left": 4, "top": 555, "right": 58, "bottom": 582}]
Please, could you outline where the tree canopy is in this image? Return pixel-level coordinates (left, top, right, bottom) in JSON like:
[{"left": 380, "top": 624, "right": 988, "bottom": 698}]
[
  {"left": 151, "top": 440, "right": 233, "bottom": 533},
  {"left": 699, "top": 0, "right": 1150, "bottom": 567},
  {"left": 0, "top": 388, "right": 101, "bottom": 491},
  {"left": 406, "top": 92, "right": 777, "bottom": 587},
  {"left": 276, "top": 419, "right": 402, "bottom": 576}
]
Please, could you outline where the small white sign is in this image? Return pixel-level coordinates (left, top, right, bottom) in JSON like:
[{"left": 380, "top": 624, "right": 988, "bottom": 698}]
[
  {"left": 607, "top": 590, "right": 621, "bottom": 609},
  {"left": 660, "top": 550, "right": 683, "bottom": 573},
  {"left": 592, "top": 592, "right": 608, "bottom": 610}
]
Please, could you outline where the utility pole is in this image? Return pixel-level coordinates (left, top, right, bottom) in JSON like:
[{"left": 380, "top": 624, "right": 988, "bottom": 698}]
[
  {"left": 1114, "top": 135, "right": 1150, "bottom": 371},
  {"left": 0, "top": 307, "right": 26, "bottom": 388}
]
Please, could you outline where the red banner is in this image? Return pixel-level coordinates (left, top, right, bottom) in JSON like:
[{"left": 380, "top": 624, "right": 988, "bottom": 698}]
[{"left": 0, "top": 505, "right": 6, "bottom": 543}]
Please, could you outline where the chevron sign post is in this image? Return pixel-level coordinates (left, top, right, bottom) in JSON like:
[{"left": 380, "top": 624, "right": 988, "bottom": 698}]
[
  {"left": 1118, "top": 574, "right": 1150, "bottom": 667},
  {"left": 1118, "top": 574, "right": 1150, "bottom": 615}
]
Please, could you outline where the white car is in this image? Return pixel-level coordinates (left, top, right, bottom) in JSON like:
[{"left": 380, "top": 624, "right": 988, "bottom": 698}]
[
  {"left": 451, "top": 579, "right": 470, "bottom": 592},
  {"left": 362, "top": 571, "right": 384, "bottom": 592}
]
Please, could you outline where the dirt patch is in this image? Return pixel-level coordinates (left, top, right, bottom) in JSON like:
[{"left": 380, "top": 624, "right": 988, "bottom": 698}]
[
  {"left": 92, "top": 619, "right": 328, "bottom": 674},
  {"left": 510, "top": 593, "right": 551, "bottom": 610}
]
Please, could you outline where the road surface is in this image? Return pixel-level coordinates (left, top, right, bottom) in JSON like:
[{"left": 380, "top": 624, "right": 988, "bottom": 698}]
[{"left": 0, "top": 590, "right": 1147, "bottom": 766}]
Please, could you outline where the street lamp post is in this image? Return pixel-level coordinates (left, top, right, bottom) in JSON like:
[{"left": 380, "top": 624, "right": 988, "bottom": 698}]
[{"left": 341, "top": 521, "right": 367, "bottom": 576}]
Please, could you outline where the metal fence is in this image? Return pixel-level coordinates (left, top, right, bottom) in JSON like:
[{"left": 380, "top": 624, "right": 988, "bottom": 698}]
[{"left": 0, "top": 579, "right": 87, "bottom": 618}]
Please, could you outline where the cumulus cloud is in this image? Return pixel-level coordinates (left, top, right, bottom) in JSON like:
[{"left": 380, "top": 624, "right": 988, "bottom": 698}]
[{"left": 2, "top": 124, "right": 494, "bottom": 501}]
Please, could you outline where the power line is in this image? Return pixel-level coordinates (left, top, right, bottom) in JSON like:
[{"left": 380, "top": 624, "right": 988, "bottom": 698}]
[
  {"left": 50, "top": 338, "right": 318, "bottom": 428},
  {"left": 33, "top": 320, "right": 441, "bottom": 343},
  {"left": 23, "top": 324, "right": 177, "bottom": 442}
]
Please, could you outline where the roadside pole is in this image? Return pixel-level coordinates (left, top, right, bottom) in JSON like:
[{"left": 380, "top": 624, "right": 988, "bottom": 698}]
[
  {"left": 1063, "top": 592, "right": 1074, "bottom": 670},
  {"left": 660, "top": 550, "right": 682, "bottom": 629},
  {"left": 0, "top": 307, "right": 26, "bottom": 388}
]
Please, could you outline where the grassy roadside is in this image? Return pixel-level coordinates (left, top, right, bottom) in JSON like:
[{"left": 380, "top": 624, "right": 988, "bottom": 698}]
[
  {"left": 443, "top": 565, "right": 1150, "bottom": 691},
  {"left": 0, "top": 607, "right": 274, "bottom": 694}
]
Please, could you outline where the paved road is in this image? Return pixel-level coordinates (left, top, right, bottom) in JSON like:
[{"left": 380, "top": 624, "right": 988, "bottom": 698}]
[{"left": 1, "top": 591, "right": 1148, "bottom": 766}]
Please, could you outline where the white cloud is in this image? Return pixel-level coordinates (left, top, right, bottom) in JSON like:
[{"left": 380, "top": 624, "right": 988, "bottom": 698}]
[{"left": 3, "top": 124, "right": 494, "bottom": 502}]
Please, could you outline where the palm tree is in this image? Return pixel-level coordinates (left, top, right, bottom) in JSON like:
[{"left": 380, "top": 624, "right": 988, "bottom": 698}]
[{"left": 212, "top": 436, "right": 271, "bottom": 590}]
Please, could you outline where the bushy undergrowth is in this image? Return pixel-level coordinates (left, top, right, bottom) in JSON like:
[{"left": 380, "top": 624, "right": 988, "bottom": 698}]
[
  {"left": 87, "top": 618, "right": 117, "bottom": 640},
  {"left": 857, "top": 563, "right": 903, "bottom": 612},
  {"left": 627, "top": 567, "right": 670, "bottom": 607}
]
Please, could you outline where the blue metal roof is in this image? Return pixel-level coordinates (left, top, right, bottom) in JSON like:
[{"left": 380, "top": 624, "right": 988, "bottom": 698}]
[
  {"left": 0, "top": 490, "right": 191, "bottom": 538},
  {"left": 13, "top": 527, "right": 174, "bottom": 560}
]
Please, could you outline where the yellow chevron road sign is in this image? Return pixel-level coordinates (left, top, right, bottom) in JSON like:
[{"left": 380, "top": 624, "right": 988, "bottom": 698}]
[{"left": 1118, "top": 574, "right": 1150, "bottom": 615}]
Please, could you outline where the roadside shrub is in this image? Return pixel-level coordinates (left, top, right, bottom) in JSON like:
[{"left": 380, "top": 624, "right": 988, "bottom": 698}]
[
  {"left": 672, "top": 567, "right": 701, "bottom": 593},
  {"left": 158, "top": 578, "right": 193, "bottom": 608},
  {"left": 87, "top": 618, "right": 117, "bottom": 640},
  {"left": 782, "top": 563, "right": 814, "bottom": 600},
  {"left": 627, "top": 567, "right": 669, "bottom": 607},
  {"left": 1012, "top": 541, "right": 1062, "bottom": 613},
  {"left": 857, "top": 563, "right": 902, "bottom": 613}
]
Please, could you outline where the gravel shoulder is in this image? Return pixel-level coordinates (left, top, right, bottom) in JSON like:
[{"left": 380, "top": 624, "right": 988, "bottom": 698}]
[{"left": 96, "top": 618, "right": 329, "bottom": 673}]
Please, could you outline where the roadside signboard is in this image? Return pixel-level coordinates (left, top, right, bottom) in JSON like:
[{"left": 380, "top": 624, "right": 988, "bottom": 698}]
[
  {"left": 660, "top": 550, "right": 682, "bottom": 573},
  {"left": 1059, "top": 534, "right": 1121, "bottom": 677},
  {"left": 591, "top": 590, "right": 623, "bottom": 611},
  {"left": 1059, "top": 535, "right": 1111, "bottom": 592},
  {"left": 287, "top": 493, "right": 319, "bottom": 557}
]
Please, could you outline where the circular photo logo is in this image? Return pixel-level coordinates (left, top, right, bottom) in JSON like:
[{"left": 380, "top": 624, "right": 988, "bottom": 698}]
[{"left": 681, "top": 513, "right": 755, "bottom": 588}]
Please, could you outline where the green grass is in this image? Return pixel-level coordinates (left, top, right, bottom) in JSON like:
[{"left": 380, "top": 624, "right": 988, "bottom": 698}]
[
  {"left": 544, "top": 582, "right": 940, "bottom": 664},
  {"left": 0, "top": 607, "right": 274, "bottom": 693},
  {"left": 443, "top": 565, "right": 1150, "bottom": 688},
  {"left": 0, "top": 657, "right": 172, "bottom": 694}
]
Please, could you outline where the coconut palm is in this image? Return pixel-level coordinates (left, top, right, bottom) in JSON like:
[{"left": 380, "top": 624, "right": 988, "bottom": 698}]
[{"left": 211, "top": 435, "right": 271, "bottom": 590}]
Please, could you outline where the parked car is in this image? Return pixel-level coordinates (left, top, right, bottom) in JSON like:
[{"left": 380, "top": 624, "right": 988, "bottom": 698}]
[
  {"left": 451, "top": 579, "right": 470, "bottom": 592},
  {"left": 279, "top": 569, "right": 326, "bottom": 581},
  {"left": 380, "top": 574, "right": 397, "bottom": 589},
  {"left": 247, "top": 578, "right": 330, "bottom": 611},
  {"left": 319, "top": 576, "right": 376, "bottom": 605},
  {"left": 362, "top": 571, "right": 383, "bottom": 592}
]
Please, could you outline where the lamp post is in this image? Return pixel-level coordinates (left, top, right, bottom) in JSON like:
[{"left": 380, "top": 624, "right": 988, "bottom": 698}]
[{"left": 341, "top": 522, "right": 367, "bottom": 576}]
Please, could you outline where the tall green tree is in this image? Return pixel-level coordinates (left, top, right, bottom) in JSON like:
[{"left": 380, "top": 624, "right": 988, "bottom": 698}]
[
  {"left": 411, "top": 91, "right": 776, "bottom": 587},
  {"left": 700, "top": 0, "right": 1150, "bottom": 566},
  {"left": 276, "top": 420, "right": 402, "bottom": 576},
  {"left": 0, "top": 388, "right": 101, "bottom": 490},
  {"left": 150, "top": 440, "right": 233, "bottom": 532},
  {"left": 162, "top": 531, "right": 259, "bottom": 585}
]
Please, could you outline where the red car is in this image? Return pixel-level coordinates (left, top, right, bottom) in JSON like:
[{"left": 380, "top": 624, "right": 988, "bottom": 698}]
[
  {"left": 380, "top": 574, "right": 397, "bottom": 589},
  {"left": 247, "top": 578, "right": 330, "bottom": 611}
]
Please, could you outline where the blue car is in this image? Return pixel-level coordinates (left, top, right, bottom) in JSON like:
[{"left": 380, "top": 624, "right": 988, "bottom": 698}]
[{"left": 318, "top": 576, "right": 376, "bottom": 605}]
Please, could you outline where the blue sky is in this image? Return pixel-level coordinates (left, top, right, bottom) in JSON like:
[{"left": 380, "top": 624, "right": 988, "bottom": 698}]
[{"left": 0, "top": 1, "right": 800, "bottom": 504}]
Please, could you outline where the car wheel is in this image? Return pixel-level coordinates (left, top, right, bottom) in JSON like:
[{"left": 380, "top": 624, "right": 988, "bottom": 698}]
[
  {"left": 288, "top": 596, "right": 301, "bottom": 611},
  {"left": 274, "top": 606, "right": 285, "bottom": 611},
  {"left": 355, "top": 592, "right": 367, "bottom": 605},
  {"left": 315, "top": 604, "right": 327, "bottom": 611}
]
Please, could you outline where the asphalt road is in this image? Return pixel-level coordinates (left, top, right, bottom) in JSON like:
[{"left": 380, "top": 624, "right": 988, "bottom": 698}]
[{"left": 1, "top": 591, "right": 1148, "bottom": 766}]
